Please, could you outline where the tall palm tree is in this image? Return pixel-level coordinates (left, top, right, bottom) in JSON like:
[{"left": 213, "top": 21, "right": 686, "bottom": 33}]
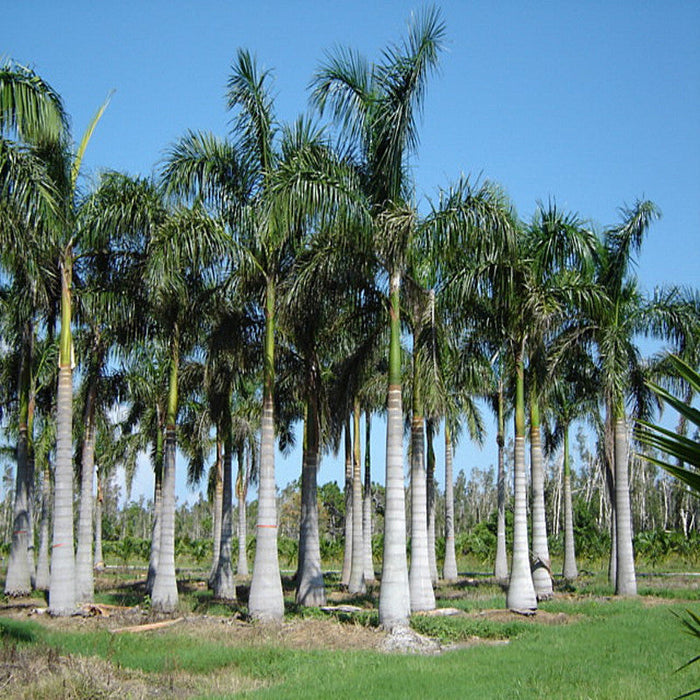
[
  {"left": 1, "top": 62, "right": 65, "bottom": 598},
  {"left": 71, "top": 170, "right": 153, "bottom": 602},
  {"left": 522, "top": 203, "right": 599, "bottom": 600},
  {"left": 543, "top": 347, "right": 599, "bottom": 581},
  {"left": 312, "top": 7, "right": 446, "bottom": 629},
  {"left": 147, "top": 206, "right": 229, "bottom": 612},
  {"left": 590, "top": 201, "right": 660, "bottom": 596},
  {"left": 1, "top": 63, "right": 113, "bottom": 614},
  {"left": 164, "top": 55, "right": 362, "bottom": 618}
]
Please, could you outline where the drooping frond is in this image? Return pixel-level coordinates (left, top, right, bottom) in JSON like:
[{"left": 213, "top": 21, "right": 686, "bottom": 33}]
[{"left": 0, "top": 61, "right": 67, "bottom": 143}]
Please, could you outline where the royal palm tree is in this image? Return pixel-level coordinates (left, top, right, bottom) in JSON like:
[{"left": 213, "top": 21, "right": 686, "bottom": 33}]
[
  {"left": 71, "top": 170, "right": 153, "bottom": 602},
  {"left": 311, "top": 8, "right": 448, "bottom": 627},
  {"left": 0, "top": 63, "right": 112, "bottom": 614},
  {"left": 164, "top": 55, "right": 362, "bottom": 617},
  {"left": 312, "top": 7, "right": 509, "bottom": 626},
  {"left": 147, "top": 205, "right": 229, "bottom": 612},
  {"left": 1, "top": 62, "right": 65, "bottom": 597},
  {"left": 590, "top": 201, "right": 660, "bottom": 596},
  {"left": 543, "top": 347, "right": 599, "bottom": 581}
]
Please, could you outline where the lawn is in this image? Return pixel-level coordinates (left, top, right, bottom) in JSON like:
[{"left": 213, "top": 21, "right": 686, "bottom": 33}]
[{"left": 0, "top": 570, "right": 698, "bottom": 699}]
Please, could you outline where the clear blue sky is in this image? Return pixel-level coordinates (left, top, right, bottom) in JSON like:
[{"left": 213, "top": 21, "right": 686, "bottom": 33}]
[{"left": 5, "top": 1, "right": 699, "bottom": 504}]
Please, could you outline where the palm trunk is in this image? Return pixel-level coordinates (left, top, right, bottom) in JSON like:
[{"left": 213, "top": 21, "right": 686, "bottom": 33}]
[
  {"left": 529, "top": 393, "right": 552, "bottom": 600},
  {"left": 426, "top": 419, "right": 438, "bottom": 585},
  {"left": 614, "top": 411, "right": 637, "bottom": 595},
  {"left": 49, "top": 257, "right": 76, "bottom": 615},
  {"left": 442, "top": 423, "right": 458, "bottom": 581},
  {"left": 212, "top": 434, "right": 236, "bottom": 601},
  {"left": 236, "top": 452, "right": 249, "bottom": 576},
  {"left": 296, "top": 395, "right": 326, "bottom": 606},
  {"left": 248, "top": 277, "right": 284, "bottom": 621},
  {"left": 5, "top": 343, "right": 33, "bottom": 595},
  {"left": 379, "top": 273, "right": 411, "bottom": 629},
  {"left": 603, "top": 412, "right": 617, "bottom": 586},
  {"left": 506, "top": 351, "right": 537, "bottom": 613},
  {"left": 408, "top": 336, "right": 435, "bottom": 612},
  {"left": 363, "top": 412, "right": 375, "bottom": 583},
  {"left": 146, "top": 456, "right": 163, "bottom": 594},
  {"left": 93, "top": 467, "right": 104, "bottom": 571},
  {"left": 494, "top": 381, "right": 509, "bottom": 582},
  {"left": 151, "top": 329, "right": 180, "bottom": 612},
  {"left": 341, "top": 417, "right": 353, "bottom": 587},
  {"left": 349, "top": 401, "right": 366, "bottom": 594},
  {"left": 75, "top": 379, "right": 98, "bottom": 602},
  {"left": 35, "top": 457, "right": 52, "bottom": 590},
  {"left": 562, "top": 424, "right": 578, "bottom": 581},
  {"left": 208, "top": 436, "right": 224, "bottom": 586}
]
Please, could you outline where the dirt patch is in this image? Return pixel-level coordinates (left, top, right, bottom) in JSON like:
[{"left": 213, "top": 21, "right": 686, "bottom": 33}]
[
  {"left": 183, "top": 614, "right": 385, "bottom": 652},
  {"left": 465, "top": 609, "right": 575, "bottom": 625}
]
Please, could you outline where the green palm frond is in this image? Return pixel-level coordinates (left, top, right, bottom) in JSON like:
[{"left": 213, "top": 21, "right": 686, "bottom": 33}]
[
  {"left": 636, "top": 355, "right": 700, "bottom": 493},
  {"left": 0, "top": 61, "right": 67, "bottom": 142}
]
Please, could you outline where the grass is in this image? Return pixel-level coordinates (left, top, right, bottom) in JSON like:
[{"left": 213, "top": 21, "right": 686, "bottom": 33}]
[{"left": 1, "top": 565, "right": 699, "bottom": 698}]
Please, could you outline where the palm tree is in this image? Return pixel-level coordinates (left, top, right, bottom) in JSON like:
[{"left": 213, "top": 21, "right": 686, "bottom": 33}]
[
  {"left": 147, "top": 206, "right": 229, "bottom": 612},
  {"left": 121, "top": 339, "right": 168, "bottom": 594},
  {"left": 1, "top": 62, "right": 113, "bottom": 614},
  {"left": 523, "top": 203, "right": 599, "bottom": 600},
  {"left": 164, "top": 53, "right": 362, "bottom": 618},
  {"left": 543, "top": 347, "right": 599, "bottom": 581},
  {"left": 312, "top": 7, "right": 445, "bottom": 629},
  {"left": 71, "top": 170, "right": 153, "bottom": 602},
  {"left": 590, "top": 200, "right": 661, "bottom": 596},
  {"left": 1, "top": 62, "right": 65, "bottom": 598}
]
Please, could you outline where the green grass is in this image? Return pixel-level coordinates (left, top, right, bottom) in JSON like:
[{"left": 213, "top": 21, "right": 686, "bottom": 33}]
[{"left": 1, "top": 594, "right": 697, "bottom": 698}]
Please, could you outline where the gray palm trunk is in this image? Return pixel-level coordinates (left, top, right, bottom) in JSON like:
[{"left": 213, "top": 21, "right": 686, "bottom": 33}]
[
  {"left": 379, "top": 274, "right": 411, "bottom": 629},
  {"left": 49, "top": 364, "right": 76, "bottom": 615},
  {"left": 75, "top": 403, "right": 96, "bottom": 602},
  {"left": 146, "top": 468, "right": 162, "bottom": 593},
  {"left": 236, "top": 461, "right": 249, "bottom": 576},
  {"left": 208, "top": 442, "right": 223, "bottom": 586},
  {"left": 151, "top": 426, "right": 179, "bottom": 612},
  {"left": 408, "top": 379, "right": 435, "bottom": 611},
  {"left": 248, "top": 390, "right": 284, "bottom": 620},
  {"left": 442, "top": 425, "right": 458, "bottom": 581},
  {"left": 212, "top": 441, "right": 236, "bottom": 601},
  {"left": 529, "top": 402, "right": 552, "bottom": 600},
  {"left": 93, "top": 469, "right": 104, "bottom": 571},
  {"left": 426, "top": 422, "right": 438, "bottom": 584},
  {"left": 5, "top": 426, "right": 33, "bottom": 596},
  {"left": 506, "top": 433, "right": 538, "bottom": 612},
  {"left": 494, "top": 387, "right": 509, "bottom": 582},
  {"left": 349, "top": 405, "right": 366, "bottom": 594},
  {"left": 363, "top": 413, "right": 375, "bottom": 582},
  {"left": 614, "top": 416, "right": 637, "bottom": 595},
  {"left": 378, "top": 383, "right": 411, "bottom": 629},
  {"left": 249, "top": 279, "right": 283, "bottom": 618},
  {"left": 495, "top": 438, "right": 509, "bottom": 582},
  {"left": 296, "top": 425, "right": 326, "bottom": 606},
  {"left": 506, "top": 358, "right": 537, "bottom": 613},
  {"left": 341, "top": 421, "right": 353, "bottom": 587},
  {"left": 562, "top": 427, "right": 578, "bottom": 581},
  {"left": 35, "top": 459, "right": 51, "bottom": 590}
]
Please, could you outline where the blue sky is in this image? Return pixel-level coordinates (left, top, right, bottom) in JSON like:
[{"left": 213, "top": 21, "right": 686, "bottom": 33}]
[{"left": 5, "top": 1, "right": 699, "bottom": 504}]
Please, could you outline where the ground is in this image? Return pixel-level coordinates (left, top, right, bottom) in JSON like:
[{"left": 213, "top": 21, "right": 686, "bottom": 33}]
[{"left": 0, "top": 569, "right": 696, "bottom": 698}]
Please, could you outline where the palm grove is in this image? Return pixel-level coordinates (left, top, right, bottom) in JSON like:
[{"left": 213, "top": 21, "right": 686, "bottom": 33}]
[{"left": 1, "top": 8, "right": 698, "bottom": 628}]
